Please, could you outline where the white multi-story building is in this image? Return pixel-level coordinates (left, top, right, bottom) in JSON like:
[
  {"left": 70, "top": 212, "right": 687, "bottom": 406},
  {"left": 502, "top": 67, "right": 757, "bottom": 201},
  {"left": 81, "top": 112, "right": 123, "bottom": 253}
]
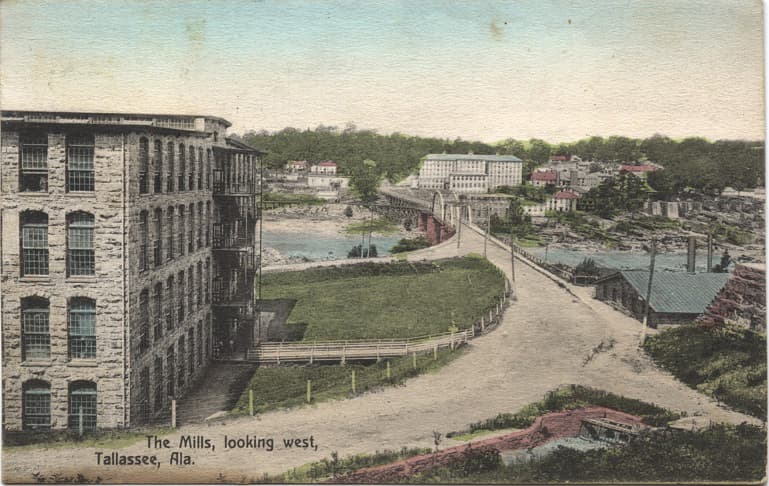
[{"left": 417, "top": 153, "right": 522, "bottom": 193}]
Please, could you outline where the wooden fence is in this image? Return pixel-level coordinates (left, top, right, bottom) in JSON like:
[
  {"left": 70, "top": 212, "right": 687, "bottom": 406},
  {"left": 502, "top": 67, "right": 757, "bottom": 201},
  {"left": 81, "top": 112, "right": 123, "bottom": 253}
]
[{"left": 247, "top": 288, "right": 510, "bottom": 364}]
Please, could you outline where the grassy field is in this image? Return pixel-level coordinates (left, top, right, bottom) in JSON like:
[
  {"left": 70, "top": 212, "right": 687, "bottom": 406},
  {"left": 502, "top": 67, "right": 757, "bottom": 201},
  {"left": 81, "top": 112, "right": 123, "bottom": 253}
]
[
  {"left": 261, "top": 256, "right": 507, "bottom": 341},
  {"left": 3, "top": 426, "right": 175, "bottom": 450},
  {"left": 643, "top": 324, "right": 766, "bottom": 419},
  {"left": 232, "top": 348, "right": 464, "bottom": 415}
]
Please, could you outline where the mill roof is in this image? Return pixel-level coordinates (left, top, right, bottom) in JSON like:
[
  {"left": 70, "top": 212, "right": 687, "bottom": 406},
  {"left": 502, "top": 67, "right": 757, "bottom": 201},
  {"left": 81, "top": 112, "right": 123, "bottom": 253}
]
[{"left": 597, "top": 270, "right": 730, "bottom": 314}]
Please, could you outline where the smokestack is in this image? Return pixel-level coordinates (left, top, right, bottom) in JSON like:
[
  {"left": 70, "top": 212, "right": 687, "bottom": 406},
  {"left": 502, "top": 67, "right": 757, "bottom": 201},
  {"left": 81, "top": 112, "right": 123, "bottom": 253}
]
[{"left": 687, "top": 236, "right": 697, "bottom": 274}]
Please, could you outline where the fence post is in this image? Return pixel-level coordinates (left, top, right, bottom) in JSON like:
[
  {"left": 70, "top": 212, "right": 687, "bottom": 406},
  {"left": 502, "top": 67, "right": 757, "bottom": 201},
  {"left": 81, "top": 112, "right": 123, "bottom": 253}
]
[
  {"left": 433, "top": 344, "right": 438, "bottom": 360},
  {"left": 310, "top": 342, "right": 315, "bottom": 365},
  {"left": 351, "top": 370, "right": 356, "bottom": 394},
  {"left": 412, "top": 352, "right": 417, "bottom": 369},
  {"left": 341, "top": 343, "right": 346, "bottom": 365},
  {"left": 450, "top": 332, "right": 455, "bottom": 350},
  {"left": 386, "top": 361, "right": 391, "bottom": 380},
  {"left": 277, "top": 343, "right": 281, "bottom": 365},
  {"left": 376, "top": 343, "right": 380, "bottom": 362},
  {"left": 306, "top": 380, "right": 312, "bottom": 403},
  {"left": 249, "top": 389, "right": 254, "bottom": 416},
  {"left": 481, "top": 316, "right": 485, "bottom": 332},
  {"left": 171, "top": 399, "right": 177, "bottom": 428}
]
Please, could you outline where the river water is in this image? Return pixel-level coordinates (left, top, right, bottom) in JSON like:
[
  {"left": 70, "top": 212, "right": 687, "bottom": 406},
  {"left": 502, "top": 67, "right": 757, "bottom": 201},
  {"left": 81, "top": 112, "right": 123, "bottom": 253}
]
[
  {"left": 526, "top": 246, "right": 715, "bottom": 272},
  {"left": 263, "top": 229, "right": 402, "bottom": 261},
  {"left": 263, "top": 227, "right": 716, "bottom": 272}
]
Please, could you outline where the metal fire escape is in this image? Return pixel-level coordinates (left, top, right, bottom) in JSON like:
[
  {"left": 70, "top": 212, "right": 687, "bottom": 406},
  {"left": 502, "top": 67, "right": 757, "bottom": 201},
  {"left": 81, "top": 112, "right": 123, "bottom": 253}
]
[{"left": 211, "top": 140, "right": 262, "bottom": 360}]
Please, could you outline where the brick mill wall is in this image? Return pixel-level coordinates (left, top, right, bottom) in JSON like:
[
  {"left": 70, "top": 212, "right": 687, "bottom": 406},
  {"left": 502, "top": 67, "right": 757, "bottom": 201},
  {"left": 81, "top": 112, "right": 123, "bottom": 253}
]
[
  {"left": 123, "top": 131, "right": 216, "bottom": 426},
  {"left": 1, "top": 130, "right": 128, "bottom": 430}
]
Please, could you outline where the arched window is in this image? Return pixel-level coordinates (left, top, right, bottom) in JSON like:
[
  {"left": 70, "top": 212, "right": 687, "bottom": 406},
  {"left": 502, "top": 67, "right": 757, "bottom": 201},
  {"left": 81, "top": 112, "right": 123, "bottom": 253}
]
[
  {"left": 198, "top": 147, "right": 204, "bottom": 190},
  {"left": 188, "top": 145, "right": 195, "bottom": 192},
  {"left": 177, "top": 335, "right": 186, "bottom": 388},
  {"left": 187, "top": 266, "right": 194, "bottom": 314},
  {"left": 197, "top": 202, "right": 203, "bottom": 249},
  {"left": 68, "top": 297, "right": 96, "bottom": 359},
  {"left": 19, "top": 132, "right": 48, "bottom": 192},
  {"left": 139, "top": 210, "right": 149, "bottom": 271},
  {"left": 166, "top": 206, "right": 174, "bottom": 261},
  {"left": 138, "top": 289, "right": 149, "bottom": 354},
  {"left": 196, "top": 261, "right": 202, "bottom": 308},
  {"left": 139, "top": 137, "right": 149, "bottom": 194},
  {"left": 20, "top": 210, "right": 48, "bottom": 276},
  {"left": 153, "top": 208, "right": 163, "bottom": 267},
  {"left": 205, "top": 202, "right": 211, "bottom": 247},
  {"left": 68, "top": 381, "right": 97, "bottom": 432},
  {"left": 166, "top": 345, "right": 175, "bottom": 398},
  {"left": 188, "top": 328, "right": 195, "bottom": 374},
  {"left": 21, "top": 296, "right": 50, "bottom": 360},
  {"left": 67, "top": 212, "right": 95, "bottom": 277},
  {"left": 177, "top": 270, "right": 185, "bottom": 324},
  {"left": 178, "top": 205, "right": 185, "bottom": 256},
  {"left": 153, "top": 282, "right": 163, "bottom": 341},
  {"left": 66, "top": 134, "right": 95, "bottom": 192},
  {"left": 153, "top": 140, "right": 163, "bottom": 193},
  {"left": 153, "top": 356, "right": 164, "bottom": 412},
  {"left": 166, "top": 276, "right": 175, "bottom": 331},
  {"left": 178, "top": 144, "right": 186, "bottom": 191},
  {"left": 23, "top": 380, "right": 51, "bottom": 430},
  {"left": 206, "top": 148, "right": 212, "bottom": 190},
  {"left": 166, "top": 142, "right": 175, "bottom": 192},
  {"left": 188, "top": 203, "right": 195, "bottom": 253}
]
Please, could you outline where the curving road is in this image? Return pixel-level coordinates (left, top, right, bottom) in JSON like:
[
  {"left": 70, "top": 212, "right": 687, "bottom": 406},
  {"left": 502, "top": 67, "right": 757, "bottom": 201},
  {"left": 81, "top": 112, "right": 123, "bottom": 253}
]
[{"left": 2, "top": 222, "right": 759, "bottom": 483}]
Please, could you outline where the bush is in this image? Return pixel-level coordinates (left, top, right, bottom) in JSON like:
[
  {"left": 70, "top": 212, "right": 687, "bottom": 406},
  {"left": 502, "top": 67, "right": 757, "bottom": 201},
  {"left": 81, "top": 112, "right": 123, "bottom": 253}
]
[
  {"left": 347, "top": 244, "right": 378, "bottom": 258},
  {"left": 390, "top": 236, "right": 431, "bottom": 254},
  {"left": 644, "top": 324, "right": 766, "bottom": 419}
]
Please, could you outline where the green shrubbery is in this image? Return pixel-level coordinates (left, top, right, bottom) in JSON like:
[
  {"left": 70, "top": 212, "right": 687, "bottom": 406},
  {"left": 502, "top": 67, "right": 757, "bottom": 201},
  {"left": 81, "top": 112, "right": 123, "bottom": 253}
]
[
  {"left": 413, "top": 423, "right": 766, "bottom": 483},
  {"left": 643, "top": 324, "right": 766, "bottom": 419},
  {"left": 447, "top": 385, "right": 680, "bottom": 438},
  {"left": 390, "top": 236, "right": 431, "bottom": 254}
]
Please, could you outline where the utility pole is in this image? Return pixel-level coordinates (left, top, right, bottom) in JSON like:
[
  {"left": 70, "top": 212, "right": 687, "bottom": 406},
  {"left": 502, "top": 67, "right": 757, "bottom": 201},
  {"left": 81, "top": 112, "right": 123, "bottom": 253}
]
[
  {"left": 640, "top": 238, "right": 656, "bottom": 346},
  {"left": 483, "top": 206, "right": 490, "bottom": 258},
  {"left": 367, "top": 205, "right": 374, "bottom": 257},
  {"left": 256, "top": 155, "right": 264, "bottom": 346},
  {"left": 456, "top": 205, "right": 462, "bottom": 250},
  {"left": 707, "top": 232, "right": 713, "bottom": 272}
]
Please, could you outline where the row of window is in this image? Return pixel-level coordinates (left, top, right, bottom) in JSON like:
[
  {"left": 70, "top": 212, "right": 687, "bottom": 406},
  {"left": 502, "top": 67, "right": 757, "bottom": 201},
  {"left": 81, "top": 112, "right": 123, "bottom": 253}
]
[
  {"left": 21, "top": 297, "right": 96, "bottom": 361},
  {"left": 20, "top": 211, "right": 94, "bottom": 277},
  {"left": 141, "top": 318, "right": 209, "bottom": 419},
  {"left": 17, "top": 133, "right": 213, "bottom": 194},
  {"left": 137, "top": 258, "right": 211, "bottom": 356},
  {"left": 138, "top": 137, "right": 212, "bottom": 195},
  {"left": 138, "top": 203, "right": 212, "bottom": 271},
  {"left": 23, "top": 380, "right": 96, "bottom": 431}
]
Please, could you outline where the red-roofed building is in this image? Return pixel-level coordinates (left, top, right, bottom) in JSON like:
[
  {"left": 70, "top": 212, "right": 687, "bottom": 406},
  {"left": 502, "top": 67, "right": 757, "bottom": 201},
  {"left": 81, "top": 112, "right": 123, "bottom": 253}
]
[
  {"left": 311, "top": 161, "right": 337, "bottom": 175},
  {"left": 531, "top": 170, "right": 557, "bottom": 187},
  {"left": 550, "top": 155, "right": 569, "bottom": 162},
  {"left": 551, "top": 189, "right": 580, "bottom": 212}
]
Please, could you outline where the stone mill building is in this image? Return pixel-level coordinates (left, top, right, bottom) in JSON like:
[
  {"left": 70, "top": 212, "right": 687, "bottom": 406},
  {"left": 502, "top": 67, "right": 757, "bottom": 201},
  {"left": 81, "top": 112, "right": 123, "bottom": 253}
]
[{"left": 1, "top": 111, "right": 262, "bottom": 431}]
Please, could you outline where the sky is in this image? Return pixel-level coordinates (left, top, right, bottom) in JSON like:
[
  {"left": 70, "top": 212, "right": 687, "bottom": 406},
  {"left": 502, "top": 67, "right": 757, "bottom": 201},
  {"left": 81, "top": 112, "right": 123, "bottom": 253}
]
[{"left": 0, "top": 0, "right": 765, "bottom": 142}]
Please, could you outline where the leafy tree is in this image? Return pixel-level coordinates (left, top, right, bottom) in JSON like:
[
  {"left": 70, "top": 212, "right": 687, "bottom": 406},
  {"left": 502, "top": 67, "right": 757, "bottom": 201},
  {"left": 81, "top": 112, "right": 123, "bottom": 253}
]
[
  {"left": 575, "top": 258, "right": 600, "bottom": 276},
  {"left": 343, "top": 206, "right": 354, "bottom": 218},
  {"left": 349, "top": 159, "right": 383, "bottom": 203},
  {"left": 347, "top": 244, "right": 378, "bottom": 258}
]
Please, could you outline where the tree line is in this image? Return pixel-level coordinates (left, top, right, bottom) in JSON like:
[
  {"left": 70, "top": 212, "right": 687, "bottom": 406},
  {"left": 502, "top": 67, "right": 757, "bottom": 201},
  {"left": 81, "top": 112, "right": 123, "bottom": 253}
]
[{"left": 239, "top": 126, "right": 764, "bottom": 195}]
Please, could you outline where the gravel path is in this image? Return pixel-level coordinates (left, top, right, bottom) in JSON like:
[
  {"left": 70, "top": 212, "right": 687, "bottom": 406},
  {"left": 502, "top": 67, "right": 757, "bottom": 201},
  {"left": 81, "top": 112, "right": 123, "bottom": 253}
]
[{"left": 3, "top": 223, "right": 759, "bottom": 483}]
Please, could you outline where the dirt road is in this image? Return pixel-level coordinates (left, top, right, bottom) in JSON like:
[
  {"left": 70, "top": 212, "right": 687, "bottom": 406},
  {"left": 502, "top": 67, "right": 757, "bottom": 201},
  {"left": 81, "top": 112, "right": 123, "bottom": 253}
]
[{"left": 3, "top": 223, "right": 759, "bottom": 483}]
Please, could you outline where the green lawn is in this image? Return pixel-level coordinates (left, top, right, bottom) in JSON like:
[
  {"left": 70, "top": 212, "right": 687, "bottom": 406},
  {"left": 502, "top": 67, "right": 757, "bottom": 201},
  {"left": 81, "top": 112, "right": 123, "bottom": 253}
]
[
  {"left": 643, "top": 324, "right": 766, "bottom": 419},
  {"left": 233, "top": 348, "right": 464, "bottom": 415},
  {"left": 261, "top": 256, "right": 507, "bottom": 341}
]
